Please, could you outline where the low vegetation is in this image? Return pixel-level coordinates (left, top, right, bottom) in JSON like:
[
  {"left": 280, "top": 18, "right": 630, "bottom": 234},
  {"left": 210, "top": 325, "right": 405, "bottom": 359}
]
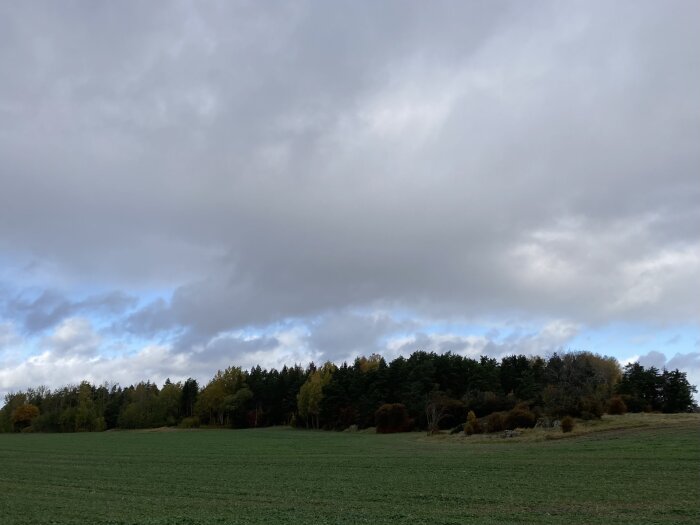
[{"left": 0, "top": 415, "right": 698, "bottom": 524}]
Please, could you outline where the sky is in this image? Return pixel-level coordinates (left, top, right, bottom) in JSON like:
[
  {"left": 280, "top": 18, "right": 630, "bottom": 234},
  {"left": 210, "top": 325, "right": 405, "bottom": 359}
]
[{"left": 1, "top": 0, "right": 699, "bottom": 403}]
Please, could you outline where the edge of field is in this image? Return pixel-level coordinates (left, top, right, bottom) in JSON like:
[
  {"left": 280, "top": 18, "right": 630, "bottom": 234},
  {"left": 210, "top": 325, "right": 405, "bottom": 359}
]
[{"left": 423, "top": 412, "right": 700, "bottom": 444}]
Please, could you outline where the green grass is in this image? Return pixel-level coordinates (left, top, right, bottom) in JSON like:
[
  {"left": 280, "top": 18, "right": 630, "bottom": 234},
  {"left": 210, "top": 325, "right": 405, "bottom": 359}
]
[{"left": 0, "top": 416, "right": 698, "bottom": 524}]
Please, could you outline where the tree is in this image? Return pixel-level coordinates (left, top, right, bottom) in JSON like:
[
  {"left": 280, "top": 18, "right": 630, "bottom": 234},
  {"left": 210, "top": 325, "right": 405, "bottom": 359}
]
[
  {"left": 297, "top": 362, "right": 335, "bottom": 429},
  {"left": 196, "top": 367, "right": 253, "bottom": 427},
  {"left": 181, "top": 378, "right": 199, "bottom": 418},
  {"left": 661, "top": 369, "right": 697, "bottom": 413},
  {"left": 1, "top": 393, "right": 27, "bottom": 432},
  {"left": 11, "top": 403, "right": 40, "bottom": 431},
  {"left": 75, "top": 382, "right": 100, "bottom": 432},
  {"left": 356, "top": 353, "right": 383, "bottom": 373},
  {"left": 617, "top": 363, "right": 664, "bottom": 411},
  {"left": 544, "top": 352, "right": 620, "bottom": 418},
  {"left": 424, "top": 392, "right": 455, "bottom": 435},
  {"left": 118, "top": 381, "right": 164, "bottom": 429},
  {"left": 159, "top": 379, "right": 183, "bottom": 426}
]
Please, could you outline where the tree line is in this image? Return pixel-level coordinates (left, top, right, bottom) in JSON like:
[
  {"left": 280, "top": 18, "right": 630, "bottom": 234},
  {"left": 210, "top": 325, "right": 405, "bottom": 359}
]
[{"left": 1, "top": 351, "right": 696, "bottom": 433}]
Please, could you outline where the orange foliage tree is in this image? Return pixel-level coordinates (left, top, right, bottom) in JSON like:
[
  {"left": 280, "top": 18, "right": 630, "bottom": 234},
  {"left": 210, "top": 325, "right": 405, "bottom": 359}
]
[{"left": 11, "top": 404, "right": 40, "bottom": 431}]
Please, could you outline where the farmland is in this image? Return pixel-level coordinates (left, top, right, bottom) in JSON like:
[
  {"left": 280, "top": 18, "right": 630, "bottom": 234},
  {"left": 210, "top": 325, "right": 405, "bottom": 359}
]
[{"left": 1, "top": 414, "right": 698, "bottom": 524}]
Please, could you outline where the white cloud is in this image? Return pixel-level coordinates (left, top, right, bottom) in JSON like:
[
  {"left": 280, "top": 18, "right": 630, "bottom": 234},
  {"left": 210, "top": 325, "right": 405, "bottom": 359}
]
[{"left": 42, "top": 317, "right": 101, "bottom": 356}]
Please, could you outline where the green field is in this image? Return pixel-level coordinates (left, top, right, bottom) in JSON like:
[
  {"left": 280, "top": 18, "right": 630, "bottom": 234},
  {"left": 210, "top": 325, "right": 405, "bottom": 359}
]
[{"left": 1, "top": 415, "right": 698, "bottom": 524}]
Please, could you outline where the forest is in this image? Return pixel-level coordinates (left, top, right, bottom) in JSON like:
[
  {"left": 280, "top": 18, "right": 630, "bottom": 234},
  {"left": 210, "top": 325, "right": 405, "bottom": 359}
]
[{"left": 1, "top": 351, "right": 696, "bottom": 434}]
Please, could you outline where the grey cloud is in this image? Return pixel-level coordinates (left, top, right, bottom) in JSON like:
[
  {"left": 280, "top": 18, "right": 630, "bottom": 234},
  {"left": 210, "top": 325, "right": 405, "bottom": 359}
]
[
  {"left": 388, "top": 333, "right": 478, "bottom": 359},
  {"left": 122, "top": 298, "right": 174, "bottom": 337},
  {"left": 4, "top": 290, "right": 137, "bottom": 334},
  {"left": 195, "top": 334, "right": 282, "bottom": 372},
  {"left": 638, "top": 350, "right": 675, "bottom": 370},
  {"left": 307, "top": 310, "right": 418, "bottom": 361},
  {"left": 0, "top": 1, "right": 698, "bottom": 344},
  {"left": 666, "top": 352, "right": 700, "bottom": 372},
  {"left": 385, "top": 320, "right": 579, "bottom": 362}
]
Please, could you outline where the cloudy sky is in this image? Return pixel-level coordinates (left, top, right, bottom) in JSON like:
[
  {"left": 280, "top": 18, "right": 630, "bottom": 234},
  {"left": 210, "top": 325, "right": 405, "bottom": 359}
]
[{"left": 1, "top": 0, "right": 699, "bottom": 402}]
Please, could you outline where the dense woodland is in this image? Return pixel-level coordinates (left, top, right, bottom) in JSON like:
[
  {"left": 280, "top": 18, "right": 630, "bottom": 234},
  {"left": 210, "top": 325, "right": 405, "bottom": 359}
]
[{"left": 1, "top": 351, "right": 696, "bottom": 434}]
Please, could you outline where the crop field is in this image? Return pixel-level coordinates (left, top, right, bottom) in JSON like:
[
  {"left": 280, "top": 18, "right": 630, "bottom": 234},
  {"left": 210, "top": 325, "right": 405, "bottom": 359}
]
[{"left": 0, "top": 415, "right": 698, "bottom": 525}]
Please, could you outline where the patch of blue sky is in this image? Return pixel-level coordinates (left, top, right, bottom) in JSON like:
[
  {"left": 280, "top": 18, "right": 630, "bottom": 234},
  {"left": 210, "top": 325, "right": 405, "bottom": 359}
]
[
  {"left": 569, "top": 323, "right": 700, "bottom": 363},
  {"left": 0, "top": 337, "right": 40, "bottom": 365},
  {"left": 134, "top": 287, "right": 175, "bottom": 306}
]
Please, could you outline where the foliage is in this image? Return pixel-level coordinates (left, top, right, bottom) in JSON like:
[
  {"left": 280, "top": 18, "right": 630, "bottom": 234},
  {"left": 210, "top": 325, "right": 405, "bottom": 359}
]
[
  {"left": 11, "top": 403, "right": 40, "bottom": 431},
  {"left": 118, "top": 382, "right": 170, "bottom": 429},
  {"left": 196, "top": 367, "right": 253, "bottom": 427},
  {"left": 181, "top": 378, "right": 199, "bottom": 418},
  {"left": 542, "top": 352, "right": 620, "bottom": 418},
  {"left": 486, "top": 411, "right": 507, "bottom": 433},
  {"left": 297, "top": 362, "right": 336, "bottom": 429},
  {"left": 0, "top": 351, "right": 696, "bottom": 434},
  {"left": 661, "top": 369, "right": 697, "bottom": 413},
  {"left": 464, "top": 410, "right": 482, "bottom": 435},
  {"left": 617, "top": 363, "right": 697, "bottom": 413},
  {"left": 505, "top": 402, "right": 536, "bottom": 430}
]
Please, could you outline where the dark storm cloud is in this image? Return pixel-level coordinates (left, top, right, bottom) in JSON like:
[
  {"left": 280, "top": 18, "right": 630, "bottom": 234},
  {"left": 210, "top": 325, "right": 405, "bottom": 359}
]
[{"left": 0, "top": 0, "right": 698, "bottom": 350}]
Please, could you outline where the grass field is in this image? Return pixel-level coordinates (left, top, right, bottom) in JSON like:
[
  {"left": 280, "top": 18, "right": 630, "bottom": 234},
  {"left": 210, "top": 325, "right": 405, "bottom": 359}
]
[{"left": 0, "top": 414, "right": 698, "bottom": 524}]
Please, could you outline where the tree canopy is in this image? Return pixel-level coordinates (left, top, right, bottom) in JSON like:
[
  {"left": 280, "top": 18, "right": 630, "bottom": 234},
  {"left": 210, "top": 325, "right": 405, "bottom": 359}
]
[{"left": 1, "top": 351, "right": 696, "bottom": 434}]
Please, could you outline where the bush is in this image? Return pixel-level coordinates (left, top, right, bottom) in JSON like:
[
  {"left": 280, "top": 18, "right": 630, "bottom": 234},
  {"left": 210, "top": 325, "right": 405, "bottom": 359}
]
[
  {"left": 464, "top": 410, "right": 483, "bottom": 436},
  {"left": 607, "top": 396, "right": 627, "bottom": 415},
  {"left": 505, "top": 403, "right": 536, "bottom": 430},
  {"left": 464, "top": 391, "right": 516, "bottom": 417},
  {"left": 579, "top": 396, "right": 604, "bottom": 420},
  {"left": 561, "top": 416, "right": 575, "bottom": 433},
  {"left": 375, "top": 403, "right": 412, "bottom": 433},
  {"left": 485, "top": 412, "right": 506, "bottom": 433},
  {"left": 438, "top": 398, "right": 467, "bottom": 430},
  {"left": 179, "top": 416, "right": 200, "bottom": 429}
]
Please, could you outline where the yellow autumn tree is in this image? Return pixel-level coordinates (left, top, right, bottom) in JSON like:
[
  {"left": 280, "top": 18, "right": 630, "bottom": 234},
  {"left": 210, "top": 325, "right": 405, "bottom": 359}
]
[
  {"left": 196, "top": 366, "right": 252, "bottom": 427},
  {"left": 297, "top": 362, "right": 336, "bottom": 429},
  {"left": 11, "top": 403, "right": 40, "bottom": 431}
]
